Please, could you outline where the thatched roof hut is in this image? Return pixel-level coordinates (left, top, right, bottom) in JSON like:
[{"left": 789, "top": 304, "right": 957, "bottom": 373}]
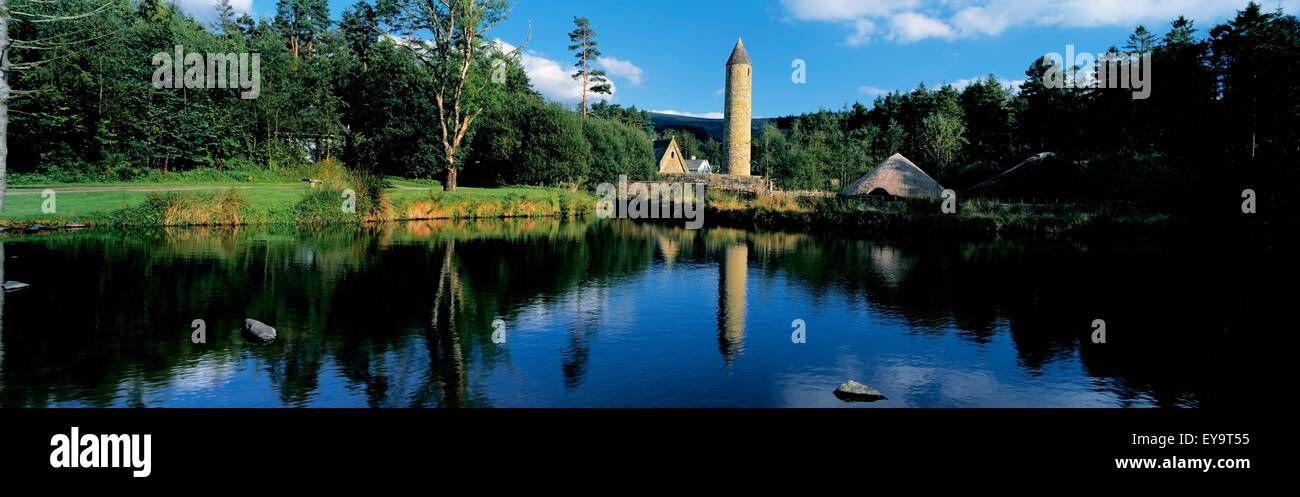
[
  {"left": 968, "top": 152, "right": 1096, "bottom": 200},
  {"left": 841, "top": 153, "right": 945, "bottom": 198}
]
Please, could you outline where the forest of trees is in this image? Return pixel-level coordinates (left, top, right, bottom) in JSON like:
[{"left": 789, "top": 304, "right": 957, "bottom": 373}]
[
  {"left": 2, "top": 0, "right": 658, "bottom": 191},
  {"left": 664, "top": 3, "right": 1298, "bottom": 220},
  {"left": 4, "top": 1, "right": 1298, "bottom": 217}
]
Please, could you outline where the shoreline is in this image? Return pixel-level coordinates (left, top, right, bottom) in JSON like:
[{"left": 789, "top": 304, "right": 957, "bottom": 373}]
[{"left": 3, "top": 184, "right": 1269, "bottom": 246}]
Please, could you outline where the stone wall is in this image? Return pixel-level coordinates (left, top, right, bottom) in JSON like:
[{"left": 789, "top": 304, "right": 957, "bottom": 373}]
[{"left": 657, "top": 173, "right": 771, "bottom": 194}]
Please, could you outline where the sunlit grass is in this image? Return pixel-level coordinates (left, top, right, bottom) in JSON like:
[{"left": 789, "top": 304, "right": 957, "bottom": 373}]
[{"left": 1, "top": 180, "right": 593, "bottom": 228}]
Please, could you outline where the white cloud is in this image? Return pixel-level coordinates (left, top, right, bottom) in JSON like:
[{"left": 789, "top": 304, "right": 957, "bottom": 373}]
[
  {"left": 650, "top": 110, "right": 725, "bottom": 119},
  {"left": 846, "top": 19, "right": 877, "bottom": 46},
  {"left": 886, "top": 11, "right": 956, "bottom": 43},
  {"left": 781, "top": 0, "right": 921, "bottom": 22},
  {"left": 858, "top": 86, "right": 893, "bottom": 98},
  {"left": 178, "top": 0, "right": 253, "bottom": 20},
  {"left": 598, "top": 56, "right": 645, "bottom": 86},
  {"left": 496, "top": 40, "right": 616, "bottom": 105},
  {"left": 783, "top": 0, "right": 1300, "bottom": 44}
]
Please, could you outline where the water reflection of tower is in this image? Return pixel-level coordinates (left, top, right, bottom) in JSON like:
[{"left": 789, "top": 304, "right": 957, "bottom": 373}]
[{"left": 716, "top": 243, "right": 748, "bottom": 366}]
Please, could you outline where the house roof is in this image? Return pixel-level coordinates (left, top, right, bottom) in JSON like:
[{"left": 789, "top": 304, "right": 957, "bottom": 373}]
[
  {"left": 727, "top": 39, "right": 751, "bottom": 66},
  {"left": 841, "top": 153, "right": 944, "bottom": 198},
  {"left": 653, "top": 138, "right": 676, "bottom": 160},
  {"left": 684, "top": 159, "right": 711, "bottom": 171},
  {"left": 655, "top": 137, "right": 687, "bottom": 173}
]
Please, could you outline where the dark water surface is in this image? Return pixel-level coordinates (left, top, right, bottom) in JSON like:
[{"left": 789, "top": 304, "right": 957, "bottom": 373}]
[{"left": 0, "top": 220, "right": 1266, "bottom": 407}]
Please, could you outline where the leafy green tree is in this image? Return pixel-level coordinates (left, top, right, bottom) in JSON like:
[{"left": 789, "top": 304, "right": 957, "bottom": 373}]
[
  {"left": 215, "top": 0, "right": 239, "bottom": 35},
  {"left": 516, "top": 102, "right": 591, "bottom": 185},
  {"left": 386, "top": 0, "right": 512, "bottom": 191},
  {"left": 917, "top": 112, "right": 966, "bottom": 181},
  {"left": 1151, "top": 17, "right": 1215, "bottom": 170},
  {"left": 1126, "top": 24, "right": 1157, "bottom": 52},
  {"left": 591, "top": 101, "right": 652, "bottom": 135},
  {"left": 2, "top": 0, "right": 126, "bottom": 207},
  {"left": 960, "top": 75, "right": 1013, "bottom": 166},
  {"left": 344, "top": 40, "right": 440, "bottom": 177},
  {"left": 755, "top": 122, "right": 783, "bottom": 179},
  {"left": 339, "top": 1, "right": 379, "bottom": 69},
  {"left": 274, "top": 0, "right": 330, "bottom": 59},
  {"left": 1209, "top": 2, "right": 1300, "bottom": 217}
]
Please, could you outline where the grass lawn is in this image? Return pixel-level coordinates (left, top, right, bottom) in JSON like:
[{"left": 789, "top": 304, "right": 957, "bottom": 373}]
[
  {"left": 1, "top": 180, "right": 594, "bottom": 227},
  {"left": 0, "top": 184, "right": 306, "bottom": 224}
]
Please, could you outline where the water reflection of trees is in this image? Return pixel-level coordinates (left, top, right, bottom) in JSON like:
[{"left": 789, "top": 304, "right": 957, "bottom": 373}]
[
  {"left": 0, "top": 220, "right": 1266, "bottom": 407},
  {"left": 0, "top": 219, "right": 657, "bottom": 407}
]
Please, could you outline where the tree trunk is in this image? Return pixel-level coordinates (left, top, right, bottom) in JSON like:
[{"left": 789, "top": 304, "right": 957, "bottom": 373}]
[
  {"left": 1, "top": 8, "right": 9, "bottom": 212},
  {"left": 580, "top": 42, "right": 588, "bottom": 118},
  {"left": 445, "top": 156, "right": 457, "bottom": 192}
]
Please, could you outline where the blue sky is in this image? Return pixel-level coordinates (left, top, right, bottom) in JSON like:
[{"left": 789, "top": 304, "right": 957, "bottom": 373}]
[{"left": 186, "top": 0, "right": 1298, "bottom": 118}]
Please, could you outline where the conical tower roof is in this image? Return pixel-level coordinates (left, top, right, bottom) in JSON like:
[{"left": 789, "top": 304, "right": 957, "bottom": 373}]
[{"left": 727, "top": 38, "right": 751, "bottom": 66}]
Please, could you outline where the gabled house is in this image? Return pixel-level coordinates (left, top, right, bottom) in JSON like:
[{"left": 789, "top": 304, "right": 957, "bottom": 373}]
[
  {"left": 683, "top": 157, "right": 712, "bottom": 174},
  {"left": 654, "top": 137, "right": 687, "bottom": 174}
]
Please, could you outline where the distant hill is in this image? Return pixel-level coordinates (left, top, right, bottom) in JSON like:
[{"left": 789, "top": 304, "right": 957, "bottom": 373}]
[{"left": 648, "top": 112, "right": 775, "bottom": 141}]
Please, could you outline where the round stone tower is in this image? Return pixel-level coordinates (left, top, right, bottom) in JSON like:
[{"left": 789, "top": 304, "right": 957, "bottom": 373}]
[{"left": 724, "top": 38, "right": 752, "bottom": 177}]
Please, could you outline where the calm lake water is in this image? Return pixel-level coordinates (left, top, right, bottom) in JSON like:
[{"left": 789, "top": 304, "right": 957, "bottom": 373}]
[{"left": 0, "top": 219, "right": 1267, "bottom": 407}]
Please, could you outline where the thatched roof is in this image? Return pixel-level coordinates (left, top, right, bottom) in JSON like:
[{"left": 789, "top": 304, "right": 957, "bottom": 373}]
[
  {"left": 969, "top": 152, "right": 1096, "bottom": 199},
  {"left": 841, "top": 154, "right": 944, "bottom": 198}
]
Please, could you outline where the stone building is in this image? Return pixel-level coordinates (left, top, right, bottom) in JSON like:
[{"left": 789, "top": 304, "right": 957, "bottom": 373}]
[
  {"left": 724, "top": 39, "right": 752, "bottom": 177},
  {"left": 653, "top": 137, "right": 687, "bottom": 174}
]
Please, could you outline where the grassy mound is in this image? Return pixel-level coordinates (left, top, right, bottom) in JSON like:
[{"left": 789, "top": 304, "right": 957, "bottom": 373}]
[{"left": 110, "top": 189, "right": 248, "bottom": 227}]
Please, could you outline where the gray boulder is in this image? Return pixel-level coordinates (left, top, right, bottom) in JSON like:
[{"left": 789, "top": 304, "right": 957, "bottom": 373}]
[
  {"left": 242, "top": 319, "right": 277, "bottom": 343},
  {"left": 834, "top": 380, "right": 887, "bottom": 402},
  {"left": 2, "top": 281, "right": 31, "bottom": 292}
]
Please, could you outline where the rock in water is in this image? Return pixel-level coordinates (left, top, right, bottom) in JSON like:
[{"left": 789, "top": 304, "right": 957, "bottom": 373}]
[
  {"left": 2, "top": 281, "right": 31, "bottom": 292},
  {"left": 243, "top": 319, "right": 277, "bottom": 343},
  {"left": 834, "top": 380, "right": 886, "bottom": 402}
]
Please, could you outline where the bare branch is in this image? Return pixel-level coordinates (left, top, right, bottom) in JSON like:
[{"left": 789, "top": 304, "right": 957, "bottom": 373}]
[
  {"left": 9, "top": 1, "right": 114, "bottom": 24},
  {"left": 3, "top": 36, "right": 116, "bottom": 71},
  {"left": 9, "top": 29, "right": 119, "bottom": 50},
  {"left": 6, "top": 87, "right": 52, "bottom": 99}
]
